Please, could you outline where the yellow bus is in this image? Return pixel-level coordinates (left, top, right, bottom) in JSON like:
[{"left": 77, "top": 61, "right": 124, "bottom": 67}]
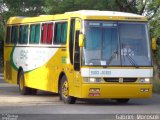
[{"left": 4, "top": 10, "right": 153, "bottom": 104}]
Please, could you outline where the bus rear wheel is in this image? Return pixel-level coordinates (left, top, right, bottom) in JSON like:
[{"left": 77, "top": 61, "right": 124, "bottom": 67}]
[
  {"left": 116, "top": 99, "right": 130, "bottom": 103},
  {"left": 60, "top": 75, "right": 76, "bottom": 104},
  {"left": 18, "top": 70, "right": 37, "bottom": 95}
]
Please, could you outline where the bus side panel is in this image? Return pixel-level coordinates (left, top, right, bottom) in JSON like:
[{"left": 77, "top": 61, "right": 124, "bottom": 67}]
[
  {"left": 4, "top": 46, "right": 17, "bottom": 84},
  {"left": 63, "top": 70, "right": 82, "bottom": 98},
  {"left": 23, "top": 48, "right": 65, "bottom": 92}
]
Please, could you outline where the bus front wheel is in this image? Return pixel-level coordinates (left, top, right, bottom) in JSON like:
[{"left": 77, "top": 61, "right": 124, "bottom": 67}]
[
  {"left": 60, "top": 75, "right": 76, "bottom": 104},
  {"left": 18, "top": 70, "right": 37, "bottom": 95}
]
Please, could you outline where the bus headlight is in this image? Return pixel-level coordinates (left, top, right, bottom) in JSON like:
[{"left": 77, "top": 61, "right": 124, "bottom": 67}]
[
  {"left": 138, "top": 78, "right": 150, "bottom": 83},
  {"left": 83, "top": 78, "right": 102, "bottom": 83},
  {"left": 90, "top": 78, "right": 96, "bottom": 82}
]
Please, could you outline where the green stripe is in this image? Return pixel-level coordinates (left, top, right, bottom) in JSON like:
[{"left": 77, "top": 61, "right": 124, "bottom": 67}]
[{"left": 10, "top": 46, "right": 18, "bottom": 71}]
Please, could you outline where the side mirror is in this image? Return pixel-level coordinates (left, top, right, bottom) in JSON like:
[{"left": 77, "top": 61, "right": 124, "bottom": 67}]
[
  {"left": 79, "top": 34, "right": 84, "bottom": 47},
  {"left": 152, "top": 38, "right": 157, "bottom": 50}
]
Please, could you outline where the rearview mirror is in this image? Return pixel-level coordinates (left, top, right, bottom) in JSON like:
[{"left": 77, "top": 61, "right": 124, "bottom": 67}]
[{"left": 79, "top": 34, "right": 84, "bottom": 47}]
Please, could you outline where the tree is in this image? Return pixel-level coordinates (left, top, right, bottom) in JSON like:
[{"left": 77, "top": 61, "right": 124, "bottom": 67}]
[
  {"left": 0, "top": 0, "right": 6, "bottom": 41},
  {"left": 0, "top": 0, "right": 45, "bottom": 41},
  {"left": 0, "top": 0, "right": 160, "bottom": 41},
  {"left": 136, "top": 0, "right": 160, "bottom": 38},
  {"left": 43, "top": 0, "right": 137, "bottom": 14}
]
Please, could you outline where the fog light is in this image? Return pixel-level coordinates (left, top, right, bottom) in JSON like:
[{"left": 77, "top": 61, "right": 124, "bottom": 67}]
[
  {"left": 140, "top": 88, "right": 149, "bottom": 92},
  {"left": 89, "top": 88, "right": 100, "bottom": 96},
  {"left": 90, "top": 88, "right": 95, "bottom": 92},
  {"left": 89, "top": 88, "right": 100, "bottom": 92}
]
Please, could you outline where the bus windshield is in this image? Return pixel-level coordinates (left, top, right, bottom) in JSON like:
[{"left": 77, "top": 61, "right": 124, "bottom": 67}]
[{"left": 82, "top": 21, "right": 151, "bottom": 67}]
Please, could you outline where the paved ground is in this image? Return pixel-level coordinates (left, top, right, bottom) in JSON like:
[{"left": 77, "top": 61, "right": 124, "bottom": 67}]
[{"left": 0, "top": 73, "right": 160, "bottom": 120}]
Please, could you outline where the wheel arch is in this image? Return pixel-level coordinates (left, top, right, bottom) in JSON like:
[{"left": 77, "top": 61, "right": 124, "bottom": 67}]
[{"left": 58, "top": 71, "right": 66, "bottom": 93}]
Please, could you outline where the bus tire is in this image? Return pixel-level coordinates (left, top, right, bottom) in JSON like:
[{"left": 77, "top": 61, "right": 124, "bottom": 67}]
[
  {"left": 116, "top": 99, "right": 130, "bottom": 103},
  {"left": 18, "top": 70, "right": 37, "bottom": 95},
  {"left": 60, "top": 75, "right": 76, "bottom": 104},
  {"left": 29, "top": 88, "right": 37, "bottom": 95},
  {"left": 18, "top": 70, "right": 30, "bottom": 95}
]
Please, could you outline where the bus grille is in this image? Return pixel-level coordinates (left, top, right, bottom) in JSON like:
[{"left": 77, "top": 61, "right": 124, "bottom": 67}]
[
  {"left": 103, "top": 78, "right": 137, "bottom": 83},
  {"left": 123, "top": 78, "right": 137, "bottom": 82},
  {"left": 103, "top": 78, "right": 119, "bottom": 82}
]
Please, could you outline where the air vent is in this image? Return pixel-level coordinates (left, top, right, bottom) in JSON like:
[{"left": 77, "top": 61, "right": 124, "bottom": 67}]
[
  {"left": 123, "top": 78, "right": 137, "bottom": 82},
  {"left": 103, "top": 78, "right": 137, "bottom": 83}
]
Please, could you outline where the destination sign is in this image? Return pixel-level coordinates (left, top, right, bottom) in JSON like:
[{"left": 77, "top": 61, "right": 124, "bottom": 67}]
[{"left": 90, "top": 70, "right": 111, "bottom": 76}]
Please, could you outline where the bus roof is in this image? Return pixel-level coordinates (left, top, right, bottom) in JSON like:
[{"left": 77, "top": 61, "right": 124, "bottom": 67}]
[
  {"left": 65, "top": 10, "right": 143, "bottom": 17},
  {"left": 7, "top": 10, "right": 147, "bottom": 25}
]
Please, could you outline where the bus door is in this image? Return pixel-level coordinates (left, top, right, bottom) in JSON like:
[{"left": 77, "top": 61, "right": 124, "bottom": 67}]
[{"left": 69, "top": 18, "right": 82, "bottom": 97}]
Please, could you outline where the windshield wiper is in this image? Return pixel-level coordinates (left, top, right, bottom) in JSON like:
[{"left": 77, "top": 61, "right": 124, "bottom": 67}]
[
  {"left": 107, "top": 50, "right": 118, "bottom": 66},
  {"left": 121, "top": 43, "right": 138, "bottom": 68},
  {"left": 106, "top": 50, "right": 138, "bottom": 67},
  {"left": 125, "top": 54, "right": 139, "bottom": 68}
]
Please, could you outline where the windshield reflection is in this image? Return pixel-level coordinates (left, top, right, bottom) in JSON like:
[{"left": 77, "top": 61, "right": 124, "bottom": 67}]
[{"left": 82, "top": 21, "right": 151, "bottom": 67}]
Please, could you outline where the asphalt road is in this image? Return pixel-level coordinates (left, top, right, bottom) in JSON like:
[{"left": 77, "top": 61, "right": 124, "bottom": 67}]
[{"left": 0, "top": 73, "right": 160, "bottom": 120}]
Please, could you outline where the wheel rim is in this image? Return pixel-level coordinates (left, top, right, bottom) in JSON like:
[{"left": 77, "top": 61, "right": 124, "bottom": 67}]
[
  {"left": 19, "top": 75, "right": 24, "bottom": 90},
  {"left": 62, "top": 81, "right": 69, "bottom": 98}
]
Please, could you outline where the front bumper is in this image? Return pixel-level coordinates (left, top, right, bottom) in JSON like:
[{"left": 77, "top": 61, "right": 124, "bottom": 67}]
[{"left": 80, "top": 83, "right": 152, "bottom": 99}]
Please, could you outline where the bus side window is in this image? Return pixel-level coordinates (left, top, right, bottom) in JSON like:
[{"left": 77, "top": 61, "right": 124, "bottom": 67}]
[
  {"left": 41, "top": 23, "right": 53, "bottom": 44},
  {"left": 19, "top": 25, "right": 28, "bottom": 44},
  {"left": 30, "top": 24, "right": 40, "bottom": 44},
  {"left": 6, "top": 26, "right": 11, "bottom": 44},
  {"left": 54, "top": 22, "right": 67, "bottom": 44},
  {"left": 11, "top": 26, "right": 18, "bottom": 44}
]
